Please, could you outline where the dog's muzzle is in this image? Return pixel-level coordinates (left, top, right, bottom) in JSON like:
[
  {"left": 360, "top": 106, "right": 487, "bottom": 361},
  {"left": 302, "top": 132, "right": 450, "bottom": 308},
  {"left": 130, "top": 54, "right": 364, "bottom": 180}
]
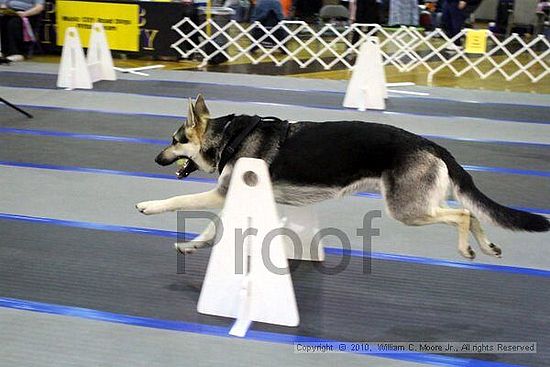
[{"left": 155, "top": 152, "right": 175, "bottom": 166}]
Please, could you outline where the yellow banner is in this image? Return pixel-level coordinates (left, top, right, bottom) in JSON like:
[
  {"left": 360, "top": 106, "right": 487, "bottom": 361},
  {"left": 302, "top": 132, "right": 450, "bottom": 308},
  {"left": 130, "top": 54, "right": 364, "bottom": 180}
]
[
  {"left": 56, "top": 1, "right": 139, "bottom": 52},
  {"left": 464, "top": 29, "right": 488, "bottom": 54}
]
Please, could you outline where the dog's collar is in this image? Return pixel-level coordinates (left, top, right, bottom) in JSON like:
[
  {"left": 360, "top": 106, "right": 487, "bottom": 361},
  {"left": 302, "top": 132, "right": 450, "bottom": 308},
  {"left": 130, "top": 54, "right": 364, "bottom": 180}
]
[{"left": 218, "top": 115, "right": 289, "bottom": 174}]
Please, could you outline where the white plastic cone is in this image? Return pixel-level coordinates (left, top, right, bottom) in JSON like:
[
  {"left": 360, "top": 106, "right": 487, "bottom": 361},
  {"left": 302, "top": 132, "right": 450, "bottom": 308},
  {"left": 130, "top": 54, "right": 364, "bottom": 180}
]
[
  {"left": 374, "top": 36, "right": 388, "bottom": 100},
  {"left": 57, "top": 27, "right": 92, "bottom": 90},
  {"left": 87, "top": 23, "right": 116, "bottom": 83},
  {"left": 197, "top": 158, "right": 299, "bottom": 337},
  {"left": 343, "top": 37, "right": 387, "bottom": 111}
]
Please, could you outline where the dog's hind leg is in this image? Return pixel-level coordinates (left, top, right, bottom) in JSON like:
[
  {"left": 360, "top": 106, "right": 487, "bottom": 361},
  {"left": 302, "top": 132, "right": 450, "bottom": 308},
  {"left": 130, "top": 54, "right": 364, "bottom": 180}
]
[
  {"left": 428, "top": 208, "right": 474, "bottom": 259},
  {"left": 382, "top": 152, "right": 475, "bottom": 259},
  {"left": 469, "top": 215, "right": 502, "bottom": 257}
]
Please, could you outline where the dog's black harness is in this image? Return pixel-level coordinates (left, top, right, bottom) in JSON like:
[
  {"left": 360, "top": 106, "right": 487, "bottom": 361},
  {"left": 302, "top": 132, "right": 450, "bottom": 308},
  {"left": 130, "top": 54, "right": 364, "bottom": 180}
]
[{"left": 218, "top": 116, "right": 290, "bottom": 174}]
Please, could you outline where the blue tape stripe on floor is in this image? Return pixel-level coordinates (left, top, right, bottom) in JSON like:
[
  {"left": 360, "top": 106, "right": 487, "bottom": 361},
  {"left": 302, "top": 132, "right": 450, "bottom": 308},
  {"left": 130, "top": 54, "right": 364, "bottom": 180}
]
[
  {"left": 1, "top": 212, "right": 549, "bottom": 278},
  {"left": 421, "top": 134, "right": 550, "bottom": 149},
  {"left": 445, "top": 200, "right": 550, "bottom": 216},
  {"left": 2, "top": 128, "right": 549, "bottom": 178},
  {"left": 0, "top": 127, "right": 168, "bottom": 145},
  {"left": 4, "top": 102, "right": 185, "bottom": 119},
  {"left": 0, "top": 160, "right": 219, "bottom": 184},
  {"left": 0, "top": 212, "right": 189, "bottom": 240},
  {"left": 324, "top": 248, "right": 550, "bottom": 278},
  {"left": 381, "top": 109, "right": 550, "bottom": 125},
  {"left": 0, "top": 160, "right": 179, "bottom": 181},
  {"left": 3, "top": 102, "right": 549, "bottom": 148},
  {"left": 0, "top": 297, "right": 528, "bottom": 367},
  {"left": 462, "top": 164, "right": 550, "bottom": 178},
  {"left": 1, "top": 161, "right": 548, "bottom": 215},
  {"left": 0, "top": 124, "right": 550, "bottom": 153},
  {"left": 507, "top": 206, "right": 550, "bottom": 215}
]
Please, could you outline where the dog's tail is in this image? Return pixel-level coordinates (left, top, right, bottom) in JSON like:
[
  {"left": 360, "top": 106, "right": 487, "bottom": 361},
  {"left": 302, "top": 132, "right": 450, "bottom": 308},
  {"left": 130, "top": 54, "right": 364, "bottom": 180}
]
[{"left": 438, "top": 149, "right": 549, "bottom": 232}]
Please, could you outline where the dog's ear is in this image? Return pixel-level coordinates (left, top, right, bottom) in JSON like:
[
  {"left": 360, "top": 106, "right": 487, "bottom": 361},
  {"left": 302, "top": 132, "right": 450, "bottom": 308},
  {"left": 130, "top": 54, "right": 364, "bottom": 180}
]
[
  {"left": 194, "top": 94, "right": 210, "bottom": 124},
  {"left": 186, "top": 98, "right": 196, "bottom": 129},
  {"left": 186, "top": 95, "right": 209, "bottom": 130}
]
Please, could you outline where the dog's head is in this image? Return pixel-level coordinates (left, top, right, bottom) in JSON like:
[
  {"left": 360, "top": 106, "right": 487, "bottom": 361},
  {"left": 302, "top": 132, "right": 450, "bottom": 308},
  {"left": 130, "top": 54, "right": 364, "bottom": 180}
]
[{"left": 155, "top": 94, "right": 216, "bottom": 175}]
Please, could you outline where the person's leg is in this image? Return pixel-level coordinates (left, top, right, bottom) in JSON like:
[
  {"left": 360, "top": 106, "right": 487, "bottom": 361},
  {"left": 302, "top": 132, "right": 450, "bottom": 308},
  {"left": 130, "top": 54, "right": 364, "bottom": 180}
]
[
  {"left": 443, "top": 2, "right": 465, "bottom": 47},
  {"left": 260, "top": 9, "right": 279, "bottom": 47},
  {"left": 450, "top": 5, "right": 466, "bottom": 46},
  {"left": 0, "top": 17, "right": 8, "bottom": 56},
  {"left": 388, "top": 0, "right": 395, "bottom": 25},
  {"left": 372, "top": 0, "right": 380, "bottom": 24},
  {"left": 4, "top": 16, "right": 24, "bottom": 56},
  {"left": 441, "top": 0, "right": 452, "bottom": 34},
  {"left": 495, "top": 0, "right": 510, "bottom": 34}
]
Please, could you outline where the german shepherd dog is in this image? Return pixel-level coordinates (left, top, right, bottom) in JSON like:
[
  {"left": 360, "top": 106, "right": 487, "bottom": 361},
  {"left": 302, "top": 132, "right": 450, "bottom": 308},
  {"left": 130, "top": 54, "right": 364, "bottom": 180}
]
[{"left": 136, "top": 95, "right": 549, "bottom": 258}]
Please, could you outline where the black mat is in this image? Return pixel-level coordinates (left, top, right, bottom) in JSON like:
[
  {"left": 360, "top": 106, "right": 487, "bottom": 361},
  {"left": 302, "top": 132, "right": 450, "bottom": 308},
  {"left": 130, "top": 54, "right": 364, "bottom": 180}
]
[
  {"left": 1, "top": 71, "right": 549, "bottom": 124},
  {"left": 0, "top": 219, "right": 548, "bottom": 366}
]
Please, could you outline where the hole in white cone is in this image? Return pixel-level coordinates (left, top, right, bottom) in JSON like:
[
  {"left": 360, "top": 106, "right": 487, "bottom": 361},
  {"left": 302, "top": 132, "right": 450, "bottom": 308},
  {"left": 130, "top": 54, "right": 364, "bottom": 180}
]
[{"left": 243, "top": 171, "right": 258, "bottom": 187}]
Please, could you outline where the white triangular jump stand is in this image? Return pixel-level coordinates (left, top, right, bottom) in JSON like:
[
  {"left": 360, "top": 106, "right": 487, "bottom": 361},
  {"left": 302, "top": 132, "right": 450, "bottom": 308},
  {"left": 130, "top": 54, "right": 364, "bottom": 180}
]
[
  {"left": 343, "top": 37, "right": 387, "bottom": 111},
  {"left": 57, "top": 27, "right": 92, "bottom": 90},
  {"left": 197, "top": 158, "right": 299, "bottom": 337},
  {"left": 87, "top": 23, "right": 116, "bottom": 83}
]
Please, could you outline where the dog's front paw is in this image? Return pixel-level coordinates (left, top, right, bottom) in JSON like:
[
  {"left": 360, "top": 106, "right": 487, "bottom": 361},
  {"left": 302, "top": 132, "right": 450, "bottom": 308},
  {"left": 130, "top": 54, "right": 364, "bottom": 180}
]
[
  {"left": 175, "top": 242, "right": 197, "bottom": 255},
  {"left": 135, "top": 200, "right": 168, "bottom": 215}
]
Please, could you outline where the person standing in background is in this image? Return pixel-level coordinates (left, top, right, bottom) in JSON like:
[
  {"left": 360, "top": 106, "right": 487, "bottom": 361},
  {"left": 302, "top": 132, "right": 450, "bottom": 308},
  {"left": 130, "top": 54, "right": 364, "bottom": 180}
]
[
  {"left": 249, "top": 0, "right": 286, "bottom": 50},
  {"left": 349, "top": 0, "right": 380, "bottom": 44},
  {"left": 0, "top": 0, "right": 44, "bottom": 61},
  {"left": 251, "top": 0, "right": 284, "bottom": 23},
  {"left": 442, "top": 0, "right": 482, "bottom": 50},
  {"left": 389, "top": 0, "right": 419, "bottom": 26},
  {"left": 495, "top": 0, "right": 513, "bottom": 34},
  {"left": 442, "top": 0, "right": 468, "bottom": 49}
]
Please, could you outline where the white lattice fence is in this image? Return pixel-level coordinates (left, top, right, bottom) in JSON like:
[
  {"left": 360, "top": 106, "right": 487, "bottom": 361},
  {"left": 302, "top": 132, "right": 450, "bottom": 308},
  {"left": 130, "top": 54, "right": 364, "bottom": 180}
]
[{"left": 171, "top": 18, "right": 550, "bottom": 83}]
